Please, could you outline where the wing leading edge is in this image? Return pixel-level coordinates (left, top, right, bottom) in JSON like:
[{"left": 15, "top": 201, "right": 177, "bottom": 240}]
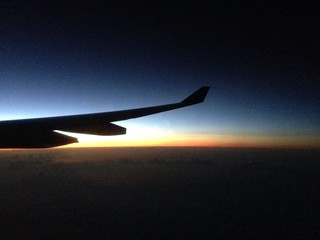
[{"left": 0, "top": 86, "right": 210, "bottom": 148}]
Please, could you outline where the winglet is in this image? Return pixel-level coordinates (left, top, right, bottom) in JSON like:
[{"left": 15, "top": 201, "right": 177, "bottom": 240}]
[{"left": 180, "top": 86, "right": 210, "bottom": 106}]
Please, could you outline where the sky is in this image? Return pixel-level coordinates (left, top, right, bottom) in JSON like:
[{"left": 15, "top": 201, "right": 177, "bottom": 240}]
[{"left": 0, "top": 1, "right": 319, "bottom": 148}]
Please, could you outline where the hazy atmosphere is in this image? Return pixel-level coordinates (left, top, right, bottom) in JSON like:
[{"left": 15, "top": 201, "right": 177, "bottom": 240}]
[{"left": 1, "top": 147, "right": 320, "bottom": 239}]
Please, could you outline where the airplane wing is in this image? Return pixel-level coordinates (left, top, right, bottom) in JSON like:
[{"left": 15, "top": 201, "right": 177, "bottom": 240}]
[{"left": 0, "top": 86, "right": 210, "bottom": 148}]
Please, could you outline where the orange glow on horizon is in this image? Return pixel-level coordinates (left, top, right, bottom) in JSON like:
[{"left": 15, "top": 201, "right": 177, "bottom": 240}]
[{"left": 58, "top": 131, "right": 320, "bottom": 149}]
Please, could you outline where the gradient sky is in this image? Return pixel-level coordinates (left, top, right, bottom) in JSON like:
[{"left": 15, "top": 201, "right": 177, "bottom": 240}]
[{"left": 1, "top": 1, "right": 319, "bottom": 148}]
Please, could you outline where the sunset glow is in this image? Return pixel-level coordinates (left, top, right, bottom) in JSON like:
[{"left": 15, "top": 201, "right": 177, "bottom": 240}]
[
  {"left": 1, "top": 2, "right": 320, "bottom": 239},
  {"left": 57, "top": 129, "right": 320, "bottom": 149}
]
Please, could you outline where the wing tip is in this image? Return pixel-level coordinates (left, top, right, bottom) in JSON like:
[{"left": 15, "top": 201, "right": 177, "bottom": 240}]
[{"left": 181, "top": 86, "right": 210, "bottom": 106}]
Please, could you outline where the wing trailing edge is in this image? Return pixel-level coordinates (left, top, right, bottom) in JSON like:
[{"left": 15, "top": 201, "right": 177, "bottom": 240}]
[{"left": 0, "top": 86, "right": 210, "bottom": 148}]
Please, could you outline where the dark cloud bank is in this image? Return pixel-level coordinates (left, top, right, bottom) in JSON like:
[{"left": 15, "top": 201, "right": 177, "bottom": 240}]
[{"left": 1, "top": 147, "right": 320, "bottom": 239}]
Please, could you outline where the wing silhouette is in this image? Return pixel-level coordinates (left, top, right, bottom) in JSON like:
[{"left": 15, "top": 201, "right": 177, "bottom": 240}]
[{"left": 0, "top": 86, "right": 210, "bottom": 148}]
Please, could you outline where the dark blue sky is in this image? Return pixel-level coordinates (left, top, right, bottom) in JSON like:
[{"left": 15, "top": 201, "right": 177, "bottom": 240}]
[{"left": 1, "top": 1, "right": 319, "bottom": 147}]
